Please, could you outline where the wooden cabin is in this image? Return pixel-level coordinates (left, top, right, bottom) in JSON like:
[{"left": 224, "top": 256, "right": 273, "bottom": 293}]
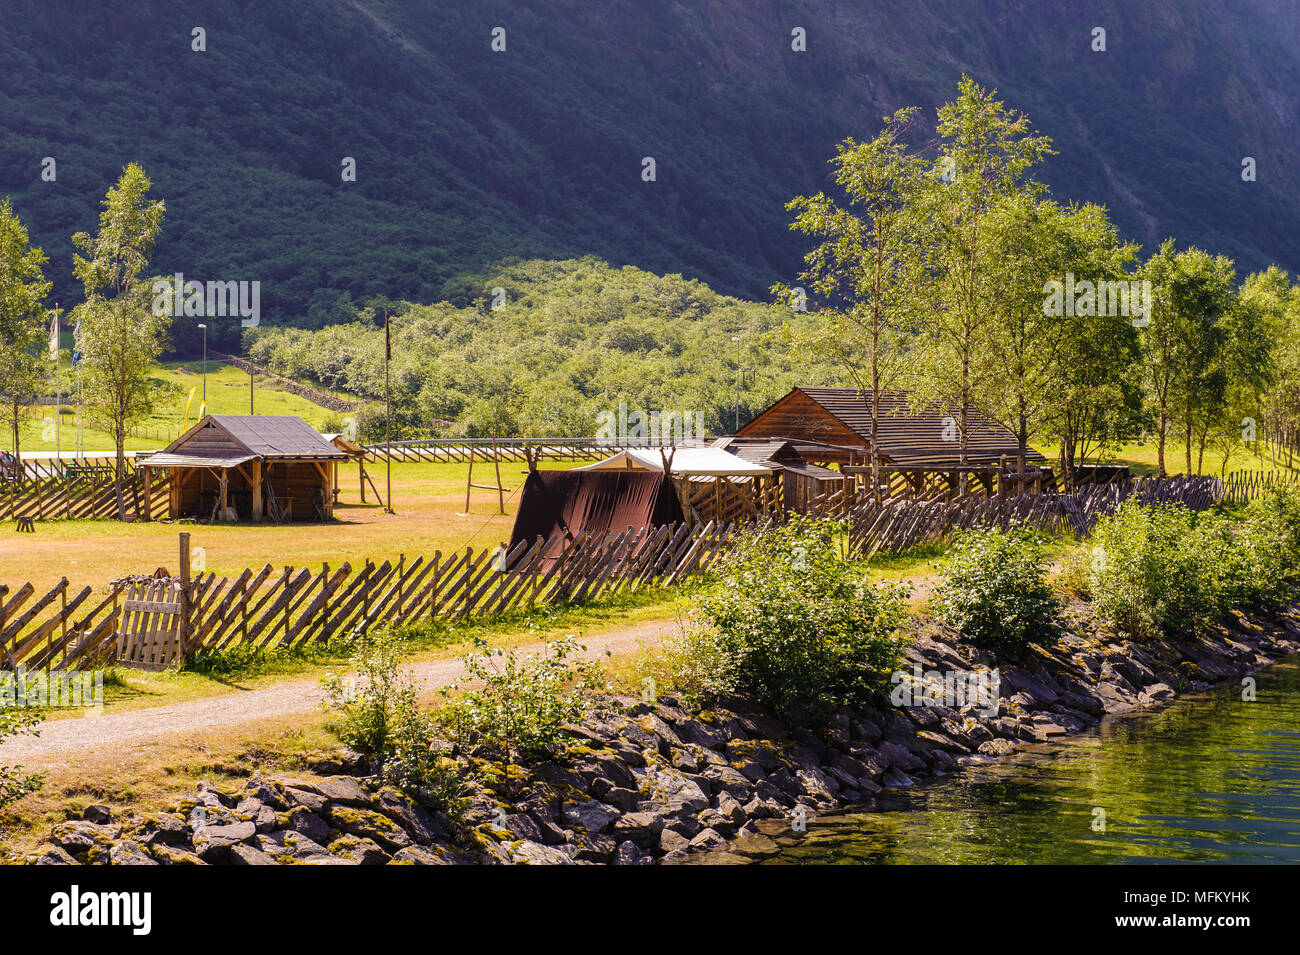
[
  {"left": 142, "top": 415, "right": 347, "bottom": 522},
  {"left": 736, "top": 387, "right": 1051, "bottom": 499}
]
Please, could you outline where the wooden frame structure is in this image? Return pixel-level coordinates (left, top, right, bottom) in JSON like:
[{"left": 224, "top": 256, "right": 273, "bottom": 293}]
[{"left": 141, "top": 415, "right": 347, "bottom": 523}]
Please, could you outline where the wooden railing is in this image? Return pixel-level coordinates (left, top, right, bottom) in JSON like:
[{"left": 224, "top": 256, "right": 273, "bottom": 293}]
[
  {"left": 849, "top": 475, "right": 1225, "bottom": 558},
  {"left": 0, "top": 470, "right": 169, "bottom": 523},
  {"left": 0, "top": 521, "right": 740, "bottom": 672},
  {"left": 361, "top": 438, "right": 709, "bottom": 464}
]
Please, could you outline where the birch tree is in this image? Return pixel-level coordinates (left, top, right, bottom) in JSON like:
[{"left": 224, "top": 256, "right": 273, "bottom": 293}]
[
  {"left": 0, "top": 198, "right": 53, "bottom": 465},
  {"left": 71, "top": 164, "right": 166, "bottom": 518}
]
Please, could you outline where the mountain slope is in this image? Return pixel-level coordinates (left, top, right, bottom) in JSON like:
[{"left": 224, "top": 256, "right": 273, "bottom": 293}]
[{"left": 1, "top": 0, "right": 1297, "bottom": 351}]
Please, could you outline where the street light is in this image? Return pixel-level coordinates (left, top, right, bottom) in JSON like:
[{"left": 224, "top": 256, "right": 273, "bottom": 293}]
[
  {"left": 197, "top": 324, "right": 207, "bottom": 405},
  {"left": 731, "top": 336, "right": 741, "bottom": 433}
]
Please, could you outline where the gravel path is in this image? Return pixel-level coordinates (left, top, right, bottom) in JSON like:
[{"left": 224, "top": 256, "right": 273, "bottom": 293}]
[{"left": 2, "top": 619, "right": 680, "bottom": 766}]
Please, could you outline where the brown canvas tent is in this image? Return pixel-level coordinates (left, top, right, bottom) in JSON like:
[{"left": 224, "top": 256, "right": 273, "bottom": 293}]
[{"left": 508, "top": 469, "right": 685, "bottom": 553}]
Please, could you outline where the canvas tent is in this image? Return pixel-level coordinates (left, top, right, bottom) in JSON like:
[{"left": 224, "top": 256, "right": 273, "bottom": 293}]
[{"left": 507, "top": 469, "right": 685, "bottom": 553}]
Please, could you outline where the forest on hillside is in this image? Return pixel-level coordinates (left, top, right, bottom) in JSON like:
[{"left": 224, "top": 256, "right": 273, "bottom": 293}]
[{"left": 2, "top": 0, "right": 1298, "bottom": 357}]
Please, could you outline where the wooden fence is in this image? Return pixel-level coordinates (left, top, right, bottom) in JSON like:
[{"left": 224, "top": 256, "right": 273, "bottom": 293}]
[
  {"left": 0, "top": 521, "right": 739, "bottom": 672},
  {"left": 1, "top": 470, "right": 170, "bottom": 523},
  {"left": 1220, "top": 469, "right": 1300, "bottom": 505},
  {"left": 849, "top": 475, "right": 1225, "bottom": 557},
  {"left": 362, "top": 439, "right": 705, "bottom": 465}
]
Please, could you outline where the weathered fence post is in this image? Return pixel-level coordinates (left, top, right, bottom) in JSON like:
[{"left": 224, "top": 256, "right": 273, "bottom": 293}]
[{"left": 178, "top": 532, "right": 192, "bottom": 659}]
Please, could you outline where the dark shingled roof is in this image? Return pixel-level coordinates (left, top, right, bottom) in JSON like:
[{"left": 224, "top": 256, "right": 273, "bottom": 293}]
[
  {"left": 204, "top": 415, "right": 346, "bottom": 459},
  {"left": 747, "top": 387, "right": 1046, "bottom": 467}
]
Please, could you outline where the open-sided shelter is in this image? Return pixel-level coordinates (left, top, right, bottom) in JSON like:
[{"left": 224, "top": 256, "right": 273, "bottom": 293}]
[
  {"left": 579, "top": 446, "right": 776, "bottom": 524},
  {"left": 143, "top": 415, "right": 347, "bottom": 522}
]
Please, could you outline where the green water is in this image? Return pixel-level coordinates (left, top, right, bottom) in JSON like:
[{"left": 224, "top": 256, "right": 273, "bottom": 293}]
[{"left": 696, "top": 657, "right": 1300, "bottom": 864}]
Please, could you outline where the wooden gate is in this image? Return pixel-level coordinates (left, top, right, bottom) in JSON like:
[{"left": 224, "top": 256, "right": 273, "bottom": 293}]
[{"left": 116, "top": 577, "right": 188, "bottom": 669}]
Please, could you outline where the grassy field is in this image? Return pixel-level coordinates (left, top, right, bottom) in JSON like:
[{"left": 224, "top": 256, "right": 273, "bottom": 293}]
[
  {"left": 1037, "top": 439, "right": 1297, "bottom": 479},
  {"left": 5, "top": 358, "right": 352, "bottom": 453},
  {"left": 0, "top": 459, "right": 584, "bottom": 591}
]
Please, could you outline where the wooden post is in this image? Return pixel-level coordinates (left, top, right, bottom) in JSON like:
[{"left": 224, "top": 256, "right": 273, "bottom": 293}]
[
  {"left": 252, "top": 459, "right": 264, "bottom": 520},
  {"left": 359, "top": 458, "right": 366, "bottom": 503},
  {"left": 142, "top": 466, "right": 151, "bottom": 521},
  {"left": 493, "top": 437, "right": 504, "bottom": 514},
  {"left": 178, "top": 532, "right": 192, "bottom": 659}
]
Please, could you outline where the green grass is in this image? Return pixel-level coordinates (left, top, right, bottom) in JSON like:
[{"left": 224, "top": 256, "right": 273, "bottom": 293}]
[{"left": 6, "top": 358, "right": 356, "bottom": 453}]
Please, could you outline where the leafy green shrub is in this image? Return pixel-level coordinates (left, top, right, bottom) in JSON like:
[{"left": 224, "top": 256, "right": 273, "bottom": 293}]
[
  {"left": 691, "top": 516, "right": 909, "bottom": 726},
  {"left": 438, "top": 635, "right": 604, "bottom": 765},
  {"left": 631, "top": 616, "right": 734, "bottom": 713},
  {"left": 1236, "top": 486, "right": 1300, "bottom": 602},
  {"left": 932, "top": 528, "right": 1061, "bottom": 659},
  {"left": 1086, "top": 500, "right": 1246, "bottom": 639},
  {"left": 1, "top": 705, "right": 44, "bottom": 809},
  {"left": 319, "top": 630, "right": 462, "bottom": 807}
]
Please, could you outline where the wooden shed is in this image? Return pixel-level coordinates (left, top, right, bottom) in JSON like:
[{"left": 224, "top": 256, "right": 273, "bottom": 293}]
[
  {"left": 736, "top": 387, "right": 1052, "bottom": 500},
  {"left": 142, "top": 415, "right": 347, "bottom": 522}
]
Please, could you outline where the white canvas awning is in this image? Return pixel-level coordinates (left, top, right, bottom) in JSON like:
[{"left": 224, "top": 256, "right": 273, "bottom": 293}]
[{"left": 579, "top": 447, "right": 773, "bottom": 477}]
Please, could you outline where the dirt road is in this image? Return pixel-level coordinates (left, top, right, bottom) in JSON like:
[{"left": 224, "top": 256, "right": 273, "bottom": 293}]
[{"left": 2, "top": 619, "right": 679, "bottom": 767}]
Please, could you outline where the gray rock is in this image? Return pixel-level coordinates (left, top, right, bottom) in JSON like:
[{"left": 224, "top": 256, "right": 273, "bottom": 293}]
[
  {"left": 330, "top": 836, "right": 389, "bottom": 865},
  {"left": 511, "top": 840, "right": 574, "bottom": 865},
  {"left": 610, "top": 811, "right": 665, "bottom": 846},
  {"left": 83, "top": 805, "right": 112, "bottom": 825},
  {"left": 391, "top": 845, "right": 450, "bottom": 865},
  {"left": 227, "top": 843, "right": 279, "bottom": 866},
  {"left": 613, "top": 840, "right": 653, "bottom": 865},
  {"left": 877, "top": 741, "right": 926, "bottom": 773},
  {"left": 29, "top": 844, "right": 79, "bottom": 865},
  {"left": 193, "top": 822, "right": 257, "bottom": 858},
  {"left": 562, "top": 799, "right": 620, "bottom": 833},
  {"left": 109, "top": 840, "right": 157, "bottom": 866},
  {"left": 688, "top": 828, "right": 726, "bottom": 852},
  {"left": 292, "top": 775, "right": 370, "bottom": 806},
  {"left": 284, "top": 787, "right": 329, "bottom": 814}
]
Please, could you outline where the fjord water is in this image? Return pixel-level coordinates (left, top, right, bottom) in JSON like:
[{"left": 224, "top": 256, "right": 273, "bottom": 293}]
[{"left": 703, "top": 657, "right": 1300, "bottom": 864}]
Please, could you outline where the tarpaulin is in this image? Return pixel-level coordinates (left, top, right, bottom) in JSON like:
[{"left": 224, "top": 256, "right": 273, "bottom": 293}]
[{"left": 508, "top": 469, "right": 685, "bottom": 553}]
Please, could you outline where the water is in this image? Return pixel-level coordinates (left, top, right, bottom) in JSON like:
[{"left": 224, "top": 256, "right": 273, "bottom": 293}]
[{"left": 693, "top": 656, "right": 1300, "bottom": 864}]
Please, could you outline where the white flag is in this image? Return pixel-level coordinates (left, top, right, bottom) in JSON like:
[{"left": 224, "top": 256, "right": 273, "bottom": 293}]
[{"left": 49, "top": 313, "right": 59, "bottom": 360}]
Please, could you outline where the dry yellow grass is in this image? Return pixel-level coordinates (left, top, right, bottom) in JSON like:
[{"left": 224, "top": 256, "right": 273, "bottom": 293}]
[{"left": 0, "top": 459, "right": 577, "bottom": 592}]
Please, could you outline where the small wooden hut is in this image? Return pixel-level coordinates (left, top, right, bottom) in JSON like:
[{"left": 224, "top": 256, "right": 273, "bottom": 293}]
[{"left": 143, "top": 415, "right": 347, "bottom": 522}]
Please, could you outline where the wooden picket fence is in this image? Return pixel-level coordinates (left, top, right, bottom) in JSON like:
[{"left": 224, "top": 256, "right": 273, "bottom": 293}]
[
  {"left": 849, "top": 475, "right": 1225, "bottom": 557},
  {"left": 0, "top": 521, "right": 740, "bottom": 672},
  {"left": 1, "top": 470, "right": 170, "bottom": 523},
  {"left": 1220, "top": 469, "right": 1300, "bottom": 506}
]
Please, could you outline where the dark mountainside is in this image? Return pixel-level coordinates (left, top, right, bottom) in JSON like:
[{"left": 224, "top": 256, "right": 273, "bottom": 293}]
[{"left": 2, "top": 0, "right": 1298, "bottom": 350}]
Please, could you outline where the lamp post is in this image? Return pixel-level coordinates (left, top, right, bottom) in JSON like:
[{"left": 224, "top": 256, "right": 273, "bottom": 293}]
[
  {"left": 731, "top": 336, "right": 741, "bottom": 433},
  {"left": 197, "top": 324, "right": 207, "bottom": 406}
]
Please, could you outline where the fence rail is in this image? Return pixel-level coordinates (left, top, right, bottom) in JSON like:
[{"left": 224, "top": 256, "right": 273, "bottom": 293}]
[
  {"left": 361, "top": 438, "right": 709, "bottom": 464},
  {"left": 849, "top": 475, "right": 1225, "bottom": 557},
  {"left": 0, "top": 521, "right": 740, "bottom": 672},
  {"left": 1, "top": 471, "right": 169, "bottom": 523}
]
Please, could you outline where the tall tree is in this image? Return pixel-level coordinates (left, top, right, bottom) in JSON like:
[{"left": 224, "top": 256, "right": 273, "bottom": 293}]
[
  {"left": 979, "top": 196, "right": 1141, "bottom": 486},
  {"left": 0, "top": 198, "right": 53, "bottom": 465},
  {"left": 778, "top": 106, "right": 929, "bottom": 499},
  {"left": 1139, "top": 241, "right": 1237, "bottom": 477},
  {"left": 71, "top": 164, "right": 166, "bottom": 518},
  {"left": 906, "top": 76, "right": 1054, "bottom": 491}
]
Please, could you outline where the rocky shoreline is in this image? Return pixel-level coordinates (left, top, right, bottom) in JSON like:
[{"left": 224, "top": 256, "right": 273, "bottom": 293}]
[{"left": 23, "top": 601, "right": 1300, "bottom": 866}]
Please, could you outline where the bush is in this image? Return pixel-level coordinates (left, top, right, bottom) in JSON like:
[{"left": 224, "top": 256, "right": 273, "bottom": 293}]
[
  {"left": 1086, "top": 500, "right": 1247, "bottom": 639},
  {"left": 438, "top": 635, "right": 605, "bottom": 766},
  {"left": 1236, "top": 486, "right": 1300, "bottom": 602},
  {"left": 319, "top": 630, "right": 463, "bottom": 807},
  {"left": 0, "top": 705, "right": 44, "bottom": 810},
  {"left": 691, "top": 516, "right": 909, "bottom": 726},
  {"left": 932, "top": 528, "right": 1061, "bottom": 659}
]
